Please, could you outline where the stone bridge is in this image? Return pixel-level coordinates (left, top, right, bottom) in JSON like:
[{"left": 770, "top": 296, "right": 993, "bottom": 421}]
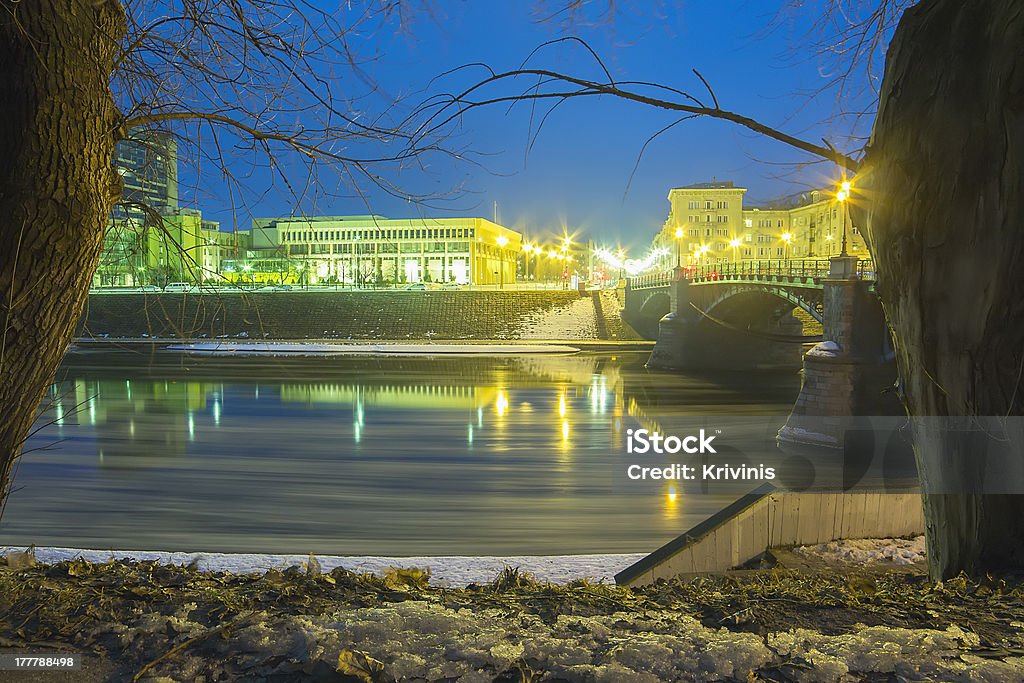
[{"left": 623, "top": 256, "right": 900, "bottom": 451}]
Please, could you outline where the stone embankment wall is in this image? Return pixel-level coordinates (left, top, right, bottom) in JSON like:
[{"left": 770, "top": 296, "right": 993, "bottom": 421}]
[{"left": 77, "top": 290, "right": 614, "bottom": 340}]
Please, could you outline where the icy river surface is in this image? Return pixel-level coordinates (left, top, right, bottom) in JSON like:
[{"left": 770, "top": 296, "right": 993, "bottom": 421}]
[{"left": 2, "top": 350, "right": 802, "bottom": 556}]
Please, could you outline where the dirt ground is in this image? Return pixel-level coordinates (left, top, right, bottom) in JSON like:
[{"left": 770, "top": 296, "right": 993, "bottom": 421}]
[{"left": 1, "top": 552, "right": 1023, "bottom": 682}]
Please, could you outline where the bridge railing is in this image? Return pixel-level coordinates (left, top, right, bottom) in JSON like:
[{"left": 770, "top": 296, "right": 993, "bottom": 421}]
[
  {"left": 629, "top": 259, "right": 875, "bottom": 289},
  {"left": 628, "top": 271, "right": 678, "bottom": 290}
]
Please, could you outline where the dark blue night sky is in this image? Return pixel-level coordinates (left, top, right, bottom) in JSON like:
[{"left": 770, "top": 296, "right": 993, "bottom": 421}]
[{"left": 176, "top": 1, "right": 885, "bottom": 251}]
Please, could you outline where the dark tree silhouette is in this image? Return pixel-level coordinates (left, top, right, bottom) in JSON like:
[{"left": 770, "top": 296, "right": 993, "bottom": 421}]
[{"left": 0, "top": 0, "right": 448, "bottom": 516}]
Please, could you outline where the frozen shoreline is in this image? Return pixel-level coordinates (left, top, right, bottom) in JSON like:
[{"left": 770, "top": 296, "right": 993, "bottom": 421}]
[
  {"left": 162, "top": 342, "right": 582, "bottom": 356},
  {"left": 0, "top": 546, "right": 646, "bottom": 586}
]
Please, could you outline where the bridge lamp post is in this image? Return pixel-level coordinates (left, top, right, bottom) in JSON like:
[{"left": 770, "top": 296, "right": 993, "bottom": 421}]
[
  {"left": 781, "top": 232, "right": 793, "bottom": 261},
  {"left": 496, "top": 235, "right": 509, "bottom": 289},
  {"left": 836, "top": 181, "right": 851, "bottom": 257},
  {"left": 729, "top": 238, "right": 741, "bottom": 266},
  {"left": 674, "top": 227, "right": 684, "bottom": 268}
]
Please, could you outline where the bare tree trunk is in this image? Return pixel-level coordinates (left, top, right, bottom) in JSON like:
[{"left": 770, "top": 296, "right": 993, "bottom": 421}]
[
  {"left": 863, "top": 0, "right": 1024, "bottom": 578},
  {"left": 0, "top": 1, "right": 124, "bottom": 505}
]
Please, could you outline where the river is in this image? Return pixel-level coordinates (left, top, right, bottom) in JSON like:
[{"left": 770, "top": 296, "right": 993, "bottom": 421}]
[{"left": 1, "top": 350, "right": 803, "bottom": 556}]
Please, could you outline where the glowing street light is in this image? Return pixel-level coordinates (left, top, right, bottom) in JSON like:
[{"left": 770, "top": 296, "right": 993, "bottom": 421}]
[
  {"left": 674, "top": 227, "right": 685, "bottom": 268},
  {"left": 496, "top": 235, "right": 509, "bottom": 289},
  {"left": 522, "top": 243, "right": 536, "bottom": 281},
  {"left": 778, "top": 232, "right": 794, "bottom": 259},
  {"left": 729, "top": 238, "right": 741, "bottom": 263},
  {"left": 836, "top": 180, "right": 852, "bottom": 256}
]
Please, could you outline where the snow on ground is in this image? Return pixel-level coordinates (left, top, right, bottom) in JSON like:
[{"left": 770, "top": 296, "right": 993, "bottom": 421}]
[
  {"left": 164, "top": 342, "right": 581, "bottom": 356},
  {"left": 0, "top": 547, "right": 645, "bottom": 587},
  {"left": 516, "top": 297, "right": 599, "bottom": 340},
  {"left": 126, "top": 602, "right": 1024, "bottom": 682},
  {"left": 796, "top": 536, "right": 927, "bottom": 566}
]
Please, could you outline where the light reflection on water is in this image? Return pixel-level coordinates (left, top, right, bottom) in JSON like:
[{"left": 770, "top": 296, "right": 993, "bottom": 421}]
[{"left": 2, "top": 352, "right": 800, "bottom": 555}]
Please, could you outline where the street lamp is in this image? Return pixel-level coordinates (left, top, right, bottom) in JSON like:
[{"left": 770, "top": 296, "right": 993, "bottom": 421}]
[
  {"left": 522, "top": 243, "right": 534, "bottom": 282},
  {"left": 836, "top": 181, "right": 852, "bottom": 257},
  {"left": 496, "top": 235, "right": 509, "bottom": 289},
  {"left": 674, "top": 227, "right": 684, "bottom": 268},
  {"left": 781, "top": 232, "right": 793, "bottom": 261},
  {"left": 729, "top": 238, "right": 741, "bottom": 264}
]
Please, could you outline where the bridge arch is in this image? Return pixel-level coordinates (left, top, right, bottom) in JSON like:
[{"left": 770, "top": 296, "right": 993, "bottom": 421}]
[{"left": 692, "top": 283, "right": 823, "bottom": 325}]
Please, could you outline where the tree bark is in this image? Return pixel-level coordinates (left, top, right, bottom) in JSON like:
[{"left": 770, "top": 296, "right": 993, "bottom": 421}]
[
  {"left": 863, "top": 0, "right": 1024, "bottom": 578},
  {"left": 0, "top": 1, "right": 125, "bottom": 507}
]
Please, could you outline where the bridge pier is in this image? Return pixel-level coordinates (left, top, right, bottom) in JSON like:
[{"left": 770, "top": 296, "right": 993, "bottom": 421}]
[
  {"left": 645, "top": 269, "right": 696, "bottom": 370},
  {"left": 778, "top": 256, "right": 899, "bottom": 452}
]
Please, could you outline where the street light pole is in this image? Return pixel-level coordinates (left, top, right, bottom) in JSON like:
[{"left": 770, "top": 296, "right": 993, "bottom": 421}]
[
  {"left": 674, "top": 227, "right": 683, "bottom": 268},
  {"left": 729, "top": 238, "right": 741, "bottom": 266},
  {"left": 837, "top": 180, "right": 852, "bottom": 257},
  {"left": 496, "top": 235, "right": 509, "bottom": 289}
]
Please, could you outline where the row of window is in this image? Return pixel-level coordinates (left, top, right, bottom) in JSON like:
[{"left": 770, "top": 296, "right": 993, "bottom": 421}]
[
  {"left": 281, "top": 226, "right": 477, "bottom": 243},
  {"left": 685, "top": 214, "right": 730, "bottom": 224},
  {"left": 685, "top": 200, "right": 730, "bottom": 210},
  {"left": 289, "top": 242, "right": 472, "bottom": 256}
]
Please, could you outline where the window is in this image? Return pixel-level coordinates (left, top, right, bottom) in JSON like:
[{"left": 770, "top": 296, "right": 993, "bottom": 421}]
[
  {"left": 744, "top": 233, "right": 753, "bottom": 242},
  {"left": 717, "top": 201, "right": 729, "bottom": 209},
  {"left": 704, "top": 200, "right": 713, "bottom": 210},
  {"left": 688, "top": 228, "right": 699, "bottom": 237},
  {"left": 717, "top": 215, "right": 728, "bottom": 223},
  {"left": 744, "top": 219, "right": 753, "bottom": 228}
]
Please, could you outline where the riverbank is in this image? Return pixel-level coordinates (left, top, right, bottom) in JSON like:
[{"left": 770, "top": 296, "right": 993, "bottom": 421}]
[
  {"left": 1, "top": 550, "right": 1022, "bottom": 682},
  {"left": 69, "top": 339, "right": 655, "bottom": 355},
  {"left": 77, "top": 289, "right": 644, "bottom": 342}
]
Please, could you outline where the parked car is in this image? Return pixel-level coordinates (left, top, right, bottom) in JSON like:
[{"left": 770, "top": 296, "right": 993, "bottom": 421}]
[
  {"left": 163, "top": 282, "right": 194, "bottom": 293},
  {"left": 266, "top": 284, "right": 293, "bottom": 291},
  {"left": 140, "top": 285, "right": 161, "bottom": 292},
  {"left": 404, "top": 283, "right": 426, "bottom": 290}
]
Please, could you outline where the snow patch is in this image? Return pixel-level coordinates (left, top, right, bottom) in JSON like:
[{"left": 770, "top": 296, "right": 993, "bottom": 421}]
[
  {"left": 0, "top": 547, "right": 644, "bottom": 587},
  {"left": 807, "top": 340, "right": 842, "bottom": 358},
  {"left": 795, "top": 536, "right": 926, "bottom": 566},
  {"left": 516, "top": 297, "right": 599, "bottom": 340}
]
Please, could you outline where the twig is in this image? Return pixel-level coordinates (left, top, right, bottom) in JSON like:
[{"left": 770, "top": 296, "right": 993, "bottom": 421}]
[{"left": 131, "top": 611, "right": 256, "bottom": 682}]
